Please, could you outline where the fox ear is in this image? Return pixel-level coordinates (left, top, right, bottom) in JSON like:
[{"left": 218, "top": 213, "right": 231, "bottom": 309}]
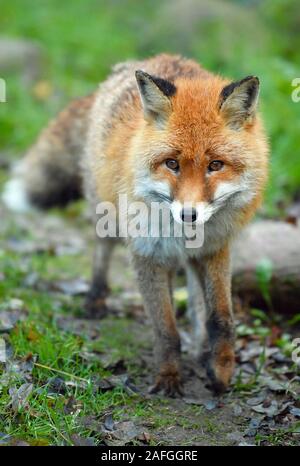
[
  {"left": 219, "top": 76, "right": 259, "bottom": 129},
  {"left": 135, "top": 70, "right": 175, "bottom": 125}
]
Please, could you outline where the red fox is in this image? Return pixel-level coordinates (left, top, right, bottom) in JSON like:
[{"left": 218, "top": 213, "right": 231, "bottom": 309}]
[{"left": 3, "top": 54, "right": 269, "bottom": 395}]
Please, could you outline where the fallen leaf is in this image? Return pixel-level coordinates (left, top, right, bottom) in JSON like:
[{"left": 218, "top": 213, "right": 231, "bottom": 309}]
[
  {"left": 103, "top": 414, "right": 115, "bottom": 431},
  {"left": 0, "top": 355, "right": 35, "bottom": 386},
  {"left": 93, "top": 374, "right": 139, "bottom": 395},
  {"left": 246, "top": 395, "right": 266, "bottom": 406},
  {"left": 9, "top": 438, "right": 30, "bottom": 446},
  {"left": 65, "top": 379, "right": 89, "bottom": 390},
  {"left": 226, "top": 431, "right": 245, "bottom": 444},
  {"left": 30, "top": 439, "right": 50, "bottom": 446},
  {"left": 233, "top": 404, "right": 243, "bottom": 416},
  {"left": 238, "top": 441, "right": 256, "bottom": 446},
  {"left": 290, "top": 407, "right": 300, "bottom": 418},
  {"left": 26, "top": 327, "right": 41, "bottom": 342},
  {"left": 46, "top": 377, "right": 67, "bottom": 395},
  {"left": 244, "top": 417, "right": 261, "bottom": 437},
  {"left": 9, "top": 383, "right": 33, "bottom": 412},
  {"left": 64, "top": 396, "right": 82, "bottom": 415},
  {"left": 259, "top": 375, "right": 288, "bottom": 392},
  {"left": 0, "top": 309, "right": 26, "bottom": 332},
  {"left": 139, "top": 431, "right": 152, "bottom": 444},
  {"left": 251, "top": 400, "right": 291, "bottom": 418},
  {"left": 92, "top": 377, "right": 114, "bottom": 392},
  {"left": 53, "top": 279, "right": 89, "bottom": 296},
  {"left": 70, "top": 434, "right": 96, "bottom": 446},
  {"left": 4, "top": 298, "right": 25, "bottom": 311},
  {"left": 98, "top": 354, "right": 126, "bottom": 373},
  {"left": 103, "top": 420, "right": 144, "bottom": 446},
  {"left": 0, "top": 432, "right": 12, "bottom": 446},
  {"left": 239, "top": 344, "right": 278, "bottom": 363},
  {"left": 204, "top": 399, "right": 218, "bottom": 411},
  {"left": 285, "top": 215, "right": 298, "bottom": 226},
  {"left": 80, "top": 415, "right": 101, "bottom": 433}
]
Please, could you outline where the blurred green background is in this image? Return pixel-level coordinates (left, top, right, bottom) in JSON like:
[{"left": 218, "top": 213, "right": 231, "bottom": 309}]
[{"left": 0, "top": 0, "right": 299, "bottom": 213}]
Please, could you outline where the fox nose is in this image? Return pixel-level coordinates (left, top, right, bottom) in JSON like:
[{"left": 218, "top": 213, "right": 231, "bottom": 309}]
[{"left": 180, "top": 207, "right": 197, "bottom": 223}]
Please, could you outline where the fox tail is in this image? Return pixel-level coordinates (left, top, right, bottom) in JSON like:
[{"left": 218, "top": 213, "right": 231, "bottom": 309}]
[{"left": 2, "top": 93, "right": 95, "bottom": 212}]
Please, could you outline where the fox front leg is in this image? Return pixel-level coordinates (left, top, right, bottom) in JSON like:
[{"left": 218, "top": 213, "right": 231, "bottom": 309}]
[
  {"left": 186, "top": 263, "right": 207, "bottom": 356},
  {"left": 84, "top": 237, "right": 116, "bottom": 318},
  {"left": 191, "top": 246, "right": 235, "bottom": 393},
  {"left": 133, "top": 254, "right": 183, "bottom": 397}
]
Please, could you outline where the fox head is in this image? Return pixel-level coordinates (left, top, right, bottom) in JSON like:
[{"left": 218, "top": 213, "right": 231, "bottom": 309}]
[{"left": 133, "top": 69, "right": 268, "bottom": 226}]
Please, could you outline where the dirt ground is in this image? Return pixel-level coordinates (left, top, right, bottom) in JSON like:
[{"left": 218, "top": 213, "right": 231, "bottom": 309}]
[{"left": 0, "top": 198, "right": 299, "bottom": 446}]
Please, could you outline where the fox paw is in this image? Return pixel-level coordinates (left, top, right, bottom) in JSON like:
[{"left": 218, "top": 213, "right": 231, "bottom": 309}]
[
  {"left": 206, "top": 344, "right": 235, "bottom": 394},
  {"left": 149, "top": 368, "right": 184, "bottom": 397}
]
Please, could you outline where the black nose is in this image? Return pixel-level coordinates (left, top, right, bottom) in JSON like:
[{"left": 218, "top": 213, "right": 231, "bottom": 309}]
[{"left": 180, "top": 207, "right": 197, "bottom": 223}]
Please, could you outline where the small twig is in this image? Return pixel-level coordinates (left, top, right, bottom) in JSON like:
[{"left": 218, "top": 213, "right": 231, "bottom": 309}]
[{"left": 34, "top": 362, "right": 89, "bottom": 383}]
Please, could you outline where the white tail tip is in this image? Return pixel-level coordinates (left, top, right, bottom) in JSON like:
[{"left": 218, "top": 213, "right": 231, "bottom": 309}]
[{"left": 2, "top": 178, "right": 32, "bottom": 213}]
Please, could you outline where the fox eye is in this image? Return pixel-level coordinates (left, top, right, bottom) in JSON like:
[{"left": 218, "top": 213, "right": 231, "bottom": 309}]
[
  {"left": 208, "top": 160, "right": 224, "bottom": 172},
  {"left": 165, "top": 159, "right": 179, "bottom": 172}
]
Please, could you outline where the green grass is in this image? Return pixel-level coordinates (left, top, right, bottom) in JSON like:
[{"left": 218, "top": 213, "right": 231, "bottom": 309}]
[
  {"left": 0, "top": 223, "right": 133, "bottom": 444},
  {"left": 1, "top": 318, "right": 132, "bottom": 445},
  {"left": 0, "top": 288, "right": 148, "bottom": 444}
]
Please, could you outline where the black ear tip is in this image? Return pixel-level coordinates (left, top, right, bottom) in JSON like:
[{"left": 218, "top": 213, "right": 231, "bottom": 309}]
[
  {"left": 250, "top": 76, "right": 260, "bottom": 86},
  {"left": 135, "top": 69, "right": 142, "bottom": 79},
  {"left": 243, "top": 75, "right": 260, "bottom": 86},
  {"left": 135, "top": 69, "right": 150, "bottom": 81}
]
